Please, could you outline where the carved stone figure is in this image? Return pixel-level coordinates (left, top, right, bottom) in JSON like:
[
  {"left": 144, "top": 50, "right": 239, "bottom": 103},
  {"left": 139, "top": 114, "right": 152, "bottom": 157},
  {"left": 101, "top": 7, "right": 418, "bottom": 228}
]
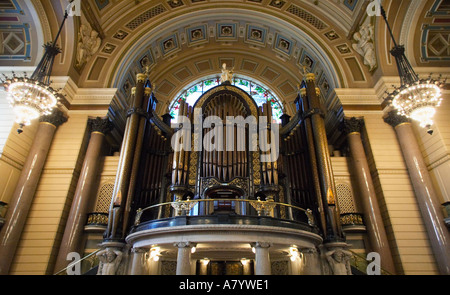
[
  {"left": 220, "top": 63, "right": 234, "bottom": 84},
  {"left": 325, "top": 249, "right": 352, "bottom": 275},
  {"left": 96, "top": 248, "right": 123, "bottom": 275},
  {"left": 352, "top": 24, "right": 377, "bottom": 72},
  {"left": 76, "top": 23, "right": 101, "bottom": 68}
]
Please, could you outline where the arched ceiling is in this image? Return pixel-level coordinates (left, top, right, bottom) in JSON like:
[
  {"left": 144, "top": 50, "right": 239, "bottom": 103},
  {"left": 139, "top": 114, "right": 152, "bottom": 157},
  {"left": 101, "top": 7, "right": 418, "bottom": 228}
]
[
  {"left": 2, "top": 0, "right": 449, "bottom": 126},
  {"left": 74, "top": 0, "right": 379, "bottom": 116}
]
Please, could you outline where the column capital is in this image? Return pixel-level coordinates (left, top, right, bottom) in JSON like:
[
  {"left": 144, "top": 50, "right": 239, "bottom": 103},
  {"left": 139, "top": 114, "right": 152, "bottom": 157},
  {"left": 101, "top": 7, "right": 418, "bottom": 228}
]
[
  {"left": 254, "top": 242, "right": 271, "bottom": 249},
  {"left": 174, "top": 242, "right": 195, "bottom": 248},
  {"left": 131, "top": 247, "right": 148, "bottom": 254},
  {"left": 306, "top": 73, "right": 316, "bottom": 82},
  {"left": 136, "top": 73, "right": 148, "bottom": 83},
  {"left": 383, "top": 110, "right": 411, "bottom": 128},
  {"left": 300, "top": 247, "right": 318, "bottom": 254},
  {"left": 39, "top": 108, "right": 68, "bottom": 128},
  {"left": 88, "top": 116, "right": 114, "bottom": 135},
  {"left": 340, "top": 117, "right": 365, "bottom": 135}
]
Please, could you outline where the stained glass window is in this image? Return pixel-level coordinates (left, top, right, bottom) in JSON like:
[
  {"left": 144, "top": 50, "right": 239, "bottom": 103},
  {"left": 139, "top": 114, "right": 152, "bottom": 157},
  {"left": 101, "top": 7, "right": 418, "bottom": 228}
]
[{"left": 169, "top": 77, "right": 283, "bottom": 123}]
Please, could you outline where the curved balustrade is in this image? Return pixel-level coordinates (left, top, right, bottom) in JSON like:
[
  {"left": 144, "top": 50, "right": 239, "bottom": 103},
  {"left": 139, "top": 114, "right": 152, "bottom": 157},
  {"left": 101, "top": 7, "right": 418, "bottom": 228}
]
[{"left": 133, "top": 198, "right": 317, "bottom": 232}]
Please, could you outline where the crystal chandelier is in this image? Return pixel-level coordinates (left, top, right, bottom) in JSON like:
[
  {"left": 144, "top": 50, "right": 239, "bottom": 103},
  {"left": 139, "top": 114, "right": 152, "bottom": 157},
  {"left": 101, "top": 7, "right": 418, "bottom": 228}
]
[
  {"left": 380, "top": 5, "right": 446, "bottom": 135},
  {"left": 2, "top": 9, "right": 70, "bottom": 134}
]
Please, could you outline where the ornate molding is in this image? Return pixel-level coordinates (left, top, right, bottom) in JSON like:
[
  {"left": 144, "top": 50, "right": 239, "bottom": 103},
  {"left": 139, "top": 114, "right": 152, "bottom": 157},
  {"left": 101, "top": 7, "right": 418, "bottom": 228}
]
[{"left": 200, "top": 176, "right": 249, "bottom": 197}]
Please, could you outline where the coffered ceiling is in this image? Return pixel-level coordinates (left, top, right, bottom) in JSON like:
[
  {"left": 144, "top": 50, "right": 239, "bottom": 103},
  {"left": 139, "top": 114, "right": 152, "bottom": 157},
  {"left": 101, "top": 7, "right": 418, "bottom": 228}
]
[
  {"left": 2, "top": 0, "right": 449, "bottom": 142},
  {"left": 74, "top": 0, "right": 375, "bottom": 116}
]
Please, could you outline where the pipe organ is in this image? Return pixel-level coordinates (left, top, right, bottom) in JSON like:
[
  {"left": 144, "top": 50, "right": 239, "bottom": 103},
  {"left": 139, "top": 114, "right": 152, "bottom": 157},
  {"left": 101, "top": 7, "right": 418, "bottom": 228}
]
[{"left": 104, "top": 73, "right": 344, "bottom": 244}]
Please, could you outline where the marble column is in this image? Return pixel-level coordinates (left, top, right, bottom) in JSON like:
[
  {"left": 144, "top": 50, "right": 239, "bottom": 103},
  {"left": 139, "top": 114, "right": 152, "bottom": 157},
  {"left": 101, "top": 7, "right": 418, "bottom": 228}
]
[
  {"left": 254, "top": 242, "right": 271, "bottom": 275},
  {"left": 0, "top": 109, "right": 67, "bottom": 275},
  {"left": 53, "top": 117, "right": 113, "bottom": 274},
  {"left": 129, "top": 247, "right": 148, "bottom": 275},
  {"left": 384, "top": 111, "right": 450, "bottom": 275},
  {"left": 175, "top": 242, "right": 193, "bottom": 275},
  {"left": 300, "top": 248, "right": 321, "bottom": 275},
  {"left": 341, "top": 117, "right": 396, "bottom": 274}
]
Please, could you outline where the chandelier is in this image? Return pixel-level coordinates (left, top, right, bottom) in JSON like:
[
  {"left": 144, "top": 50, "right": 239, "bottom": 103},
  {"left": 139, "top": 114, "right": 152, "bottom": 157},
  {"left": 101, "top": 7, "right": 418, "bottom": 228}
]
[
  {"left": 380, "top": 5, "right": 445, "bottom": 135},
  {"left": 2, "top": 9, "right": 70, "bottom": 134}
]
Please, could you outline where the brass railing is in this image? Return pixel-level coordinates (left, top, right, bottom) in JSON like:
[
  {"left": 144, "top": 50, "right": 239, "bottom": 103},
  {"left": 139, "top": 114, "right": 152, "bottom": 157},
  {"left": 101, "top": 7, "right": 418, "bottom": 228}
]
[{"left": 134, "top": 198, "right": 315, "bottom": 227}]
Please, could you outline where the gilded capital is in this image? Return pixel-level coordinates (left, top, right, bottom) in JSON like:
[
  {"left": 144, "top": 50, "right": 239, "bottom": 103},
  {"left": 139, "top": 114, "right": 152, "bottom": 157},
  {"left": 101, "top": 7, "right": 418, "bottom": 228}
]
[
  {"left": 315, "top": 87, "right": 321, "bottom": 96},
  {"left": 144, "top": 87, "right": 152, "bottom": 96},
  {"left": 300, "top": 88, "right": 307, "bottom": 98},
  {"left": 40, "top": 108, "right": 68, "bottom": 128},
  {"left": 340, "top": 117, "right": 364, "bottom": 135},
  {"left": 306, "top": 73, "right": 316, "bottom": 82},
  {"left": 136, "top": 73, "right": 148, "bottom": 83},
  {"left": 88, "top": 117, "right": 114, "bottom": 135},
  {"left": 383, "top": 110, "right": 410, "bottom": 128}
]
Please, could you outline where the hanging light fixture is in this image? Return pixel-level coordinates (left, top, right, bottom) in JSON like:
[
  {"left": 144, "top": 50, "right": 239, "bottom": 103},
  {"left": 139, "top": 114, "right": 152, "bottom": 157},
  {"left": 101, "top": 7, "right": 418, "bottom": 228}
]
[
  {"left": 380, "top": 4, "right": 446, "bottom": 135},
  {"left": 2, "top": 5, "right": 71, "bottom": 134}
]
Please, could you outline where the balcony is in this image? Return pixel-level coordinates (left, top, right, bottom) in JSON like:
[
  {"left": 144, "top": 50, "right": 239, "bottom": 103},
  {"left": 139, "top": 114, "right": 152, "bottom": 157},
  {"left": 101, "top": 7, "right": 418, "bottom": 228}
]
[
  {"left": 125, "top": 198, "right": 323, "bottom": 272},
  {"left": 84, "top": 212, "right": 108, "bottom": 232},
  {"left": 340, "top": 213, "right": 366, "bottom": 232},
  {"left": 131, "top": 198, "right": 318, "bottom": 234}
]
